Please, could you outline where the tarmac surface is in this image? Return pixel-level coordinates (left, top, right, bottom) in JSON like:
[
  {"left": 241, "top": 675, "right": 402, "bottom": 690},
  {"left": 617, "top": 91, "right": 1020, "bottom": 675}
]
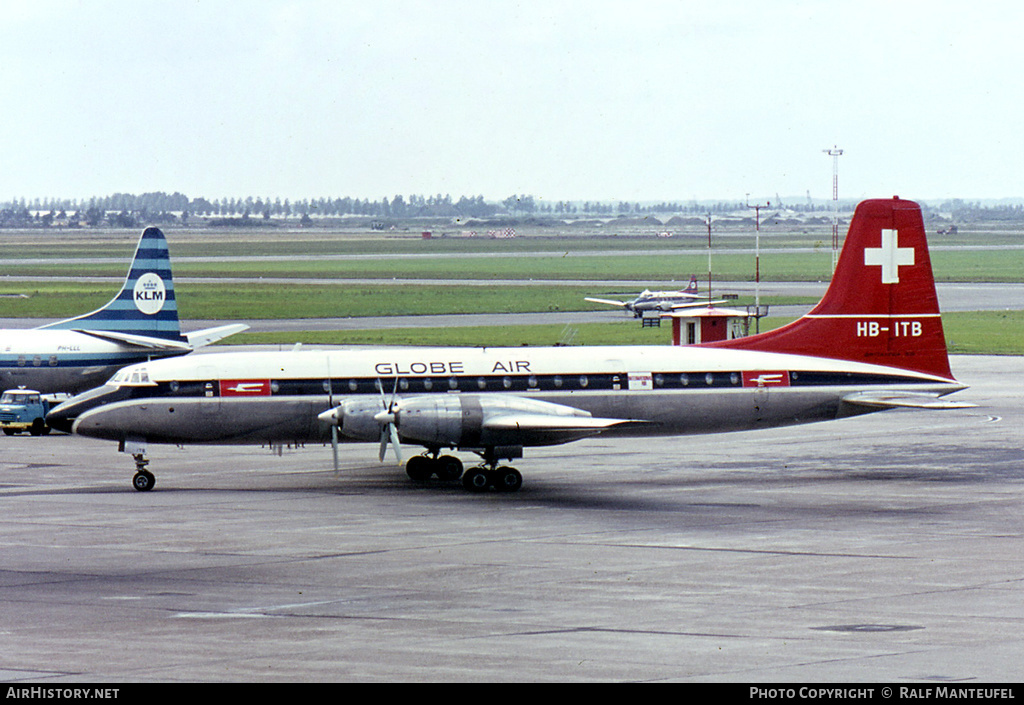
[{"left": 0, "top": 354, "right": 1021, "bottom": 682}]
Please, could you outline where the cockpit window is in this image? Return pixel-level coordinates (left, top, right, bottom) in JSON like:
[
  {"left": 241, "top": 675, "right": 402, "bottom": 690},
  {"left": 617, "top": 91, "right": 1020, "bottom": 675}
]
[{"left": 108, "top": 367, "right": 154, "bottom": 386}]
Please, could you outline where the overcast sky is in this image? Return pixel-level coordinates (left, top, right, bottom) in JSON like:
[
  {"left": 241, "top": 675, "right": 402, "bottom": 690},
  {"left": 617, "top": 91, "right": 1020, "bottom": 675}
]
[{"left": 3, "top": 0, "right": 1021, "bottom": 205}]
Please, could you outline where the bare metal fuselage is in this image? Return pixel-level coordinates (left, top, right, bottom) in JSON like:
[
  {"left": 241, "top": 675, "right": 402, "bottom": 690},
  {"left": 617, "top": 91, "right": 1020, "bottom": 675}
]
[{"left": 59, "top": 345, "right": 963, "bottom": 448}]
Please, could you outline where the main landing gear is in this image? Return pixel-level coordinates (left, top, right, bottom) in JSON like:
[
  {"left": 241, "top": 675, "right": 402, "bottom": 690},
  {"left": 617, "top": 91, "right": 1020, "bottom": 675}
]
[
  {"left": 122, "top": 449, "right": 524, "bottom": 494},
  {"left": 404, "top": 449, "right": 524, "bottom": 493},
  {"left": 461, "top": 464, "right": 522, "bottom": 493},
  {"left": 131, "top": 453, "right": 155, "bottom": 492}
]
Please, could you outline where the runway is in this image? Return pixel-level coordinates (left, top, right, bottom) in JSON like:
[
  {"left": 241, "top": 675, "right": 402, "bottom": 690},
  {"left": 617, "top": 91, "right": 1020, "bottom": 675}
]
[{"left": 0, "top": 355, "right": 1020, "bottom": 682}]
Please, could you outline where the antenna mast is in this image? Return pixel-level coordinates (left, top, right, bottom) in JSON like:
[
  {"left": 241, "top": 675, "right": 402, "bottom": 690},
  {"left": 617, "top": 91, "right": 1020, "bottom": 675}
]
[
  {"left": 824, "top": 146, "right": 843, "bottom": 271},
  {"left": 746, "top": 195, "right": 770, "bottom": 333},
  {"left": 705, "top": 212, "right": 714, "bottom": 306}
]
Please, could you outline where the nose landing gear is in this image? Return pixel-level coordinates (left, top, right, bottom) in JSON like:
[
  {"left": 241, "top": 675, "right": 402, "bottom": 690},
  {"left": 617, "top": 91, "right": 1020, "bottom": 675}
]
[{"left": 131, "top": 453, "right": 155, "bottom": 492}]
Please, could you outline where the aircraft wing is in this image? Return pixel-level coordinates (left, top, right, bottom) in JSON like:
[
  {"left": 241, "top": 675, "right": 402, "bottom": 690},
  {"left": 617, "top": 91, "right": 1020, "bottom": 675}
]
[
  {"left": 73, "top": 329, "right": 194, "bottom": 352},
  {"left": 668, "top": 299, "right": 728, "bottom": 309},
  {"left": 485, "top": 412, "right": 630, "bottom": 431},
  {"left": 584, "top": 297, "right": 627, "bottom": 307},
  {"left": 185, "top": 324, "right": 250, "bottom": 348},
  {"left": 480, "top": 411, "right": 636, "bottom": 445},
  {"left": 841, "top": 391, "right": 977, "bottom": 410},
  {"left": 325, "top": 393, "right": 639, "bottom": 449}
]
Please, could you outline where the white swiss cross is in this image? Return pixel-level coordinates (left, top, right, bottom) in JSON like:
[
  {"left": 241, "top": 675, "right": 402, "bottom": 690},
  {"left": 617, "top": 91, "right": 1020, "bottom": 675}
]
[{"left": 864, "top": 229, "right": 915, "bottom": 284}]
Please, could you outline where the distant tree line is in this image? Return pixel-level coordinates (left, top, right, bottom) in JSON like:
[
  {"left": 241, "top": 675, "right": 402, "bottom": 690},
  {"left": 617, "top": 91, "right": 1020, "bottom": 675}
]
[
  {"left": 932, "top": 199, "right": 1024, "bottom": 223},
  {"left": 0, "top": 191, "right": 752, "bottom": 228},
  {"left": 4, "top": 191, "right": 1024, "bottom": 229}
]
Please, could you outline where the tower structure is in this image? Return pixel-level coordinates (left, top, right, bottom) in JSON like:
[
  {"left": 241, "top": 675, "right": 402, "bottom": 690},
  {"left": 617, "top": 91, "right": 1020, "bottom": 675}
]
[{"left": 824, "top": 146, "right": 843, "bottom": 270}]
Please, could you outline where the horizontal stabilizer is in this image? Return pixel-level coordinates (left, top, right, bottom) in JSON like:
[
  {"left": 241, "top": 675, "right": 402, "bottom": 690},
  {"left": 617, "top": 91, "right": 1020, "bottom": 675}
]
[
  {"left": 842, "top": 391, "right": 977, "bottom": 410},
  {"left": 73, "top": 329, "right": 193, "bottom": 352},
  {"left": 185, "top": 324, "right": 250, "bottom": 348}
]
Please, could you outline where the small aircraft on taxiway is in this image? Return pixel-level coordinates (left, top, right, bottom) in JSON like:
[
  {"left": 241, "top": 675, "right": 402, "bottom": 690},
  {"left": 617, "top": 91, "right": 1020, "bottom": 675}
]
[
  {"left": 586, "top": 275, "right": 726, "bottom": 317},
  {"left": 48, "top": 197, "right": 974, "bottom": 494}
]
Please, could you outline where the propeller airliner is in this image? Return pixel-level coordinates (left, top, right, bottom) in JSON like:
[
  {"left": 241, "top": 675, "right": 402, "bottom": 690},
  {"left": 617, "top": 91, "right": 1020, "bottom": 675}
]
[
  {"left": 1, "top": 227, "right": 247, "bottom": 395},
  {"left": 586, "top": 275, "right": 726, "bottom": 316},
  {"left": 49, "top": 198, "right": 973, "bottom": 493}
]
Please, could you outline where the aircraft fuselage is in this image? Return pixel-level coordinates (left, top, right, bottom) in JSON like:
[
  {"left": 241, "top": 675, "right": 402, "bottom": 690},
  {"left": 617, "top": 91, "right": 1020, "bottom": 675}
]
[{"left": 54, "top": 345, "right": 963, "bottom": 447}]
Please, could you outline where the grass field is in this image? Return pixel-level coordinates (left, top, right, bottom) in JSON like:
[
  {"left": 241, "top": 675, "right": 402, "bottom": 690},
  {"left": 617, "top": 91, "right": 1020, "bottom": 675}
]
[
  {"left": 2, "top": 224, "right": 1022, "bottom": 353},
  {"left": 3, "top": 248, "right": 1023, "bottom": 283},
  {"left": 0, "top": 280, "right": 814, "bottom": 320},
  {"left": 217, "top": 310, "right": 1024, "bottom": 355}
]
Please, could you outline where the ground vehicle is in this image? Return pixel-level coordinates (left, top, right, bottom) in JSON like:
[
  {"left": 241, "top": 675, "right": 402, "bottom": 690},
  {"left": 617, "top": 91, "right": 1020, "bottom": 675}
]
[{"left": 0, "top": 390, "right": 66, "bottom": 435}]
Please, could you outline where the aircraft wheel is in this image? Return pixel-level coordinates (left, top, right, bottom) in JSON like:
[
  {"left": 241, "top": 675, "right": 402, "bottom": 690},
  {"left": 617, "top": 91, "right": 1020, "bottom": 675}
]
[
  {"left": 436, "top": 455, "right": 463, "bottom": 481},
  {"left": 494, "top": 467, "right": 523, "bottom": 493},
  {"left": 406, "top": 455, "right": 433, "bottom": 483},
  {"left": 132, "top": 470, "right": 155, "bottom": 492},
  {"left": 462, "top": 467, "right": 491, "bottom": 493}
]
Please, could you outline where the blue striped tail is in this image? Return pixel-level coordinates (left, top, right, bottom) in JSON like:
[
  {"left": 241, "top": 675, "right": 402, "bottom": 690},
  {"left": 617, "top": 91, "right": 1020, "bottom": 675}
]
[{"left": 39, "top": 227, "right": 186, "bottom": 342}]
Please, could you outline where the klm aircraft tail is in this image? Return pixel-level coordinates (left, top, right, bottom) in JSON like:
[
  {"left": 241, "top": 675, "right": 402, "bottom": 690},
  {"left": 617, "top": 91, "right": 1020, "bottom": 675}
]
[{"left": 39, "top": 227, "right": 187, "bottom": 343}]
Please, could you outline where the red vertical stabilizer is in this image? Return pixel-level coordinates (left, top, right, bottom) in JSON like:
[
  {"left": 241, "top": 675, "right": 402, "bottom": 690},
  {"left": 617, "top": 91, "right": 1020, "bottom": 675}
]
[{"left": 705, "top": 197, "right": 955, "bottom": 380}]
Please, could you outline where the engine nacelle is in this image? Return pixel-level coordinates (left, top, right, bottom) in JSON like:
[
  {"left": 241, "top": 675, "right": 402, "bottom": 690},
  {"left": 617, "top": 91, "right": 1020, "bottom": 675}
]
[
  {"left": 328, "top": 397, "right": 386, "bottom": 441},
  {"left": 393, "top": 394, "right": 597, "bottom": 449},
  {"left": 322, "top": 394, "right": 614, "bottom": 450}
]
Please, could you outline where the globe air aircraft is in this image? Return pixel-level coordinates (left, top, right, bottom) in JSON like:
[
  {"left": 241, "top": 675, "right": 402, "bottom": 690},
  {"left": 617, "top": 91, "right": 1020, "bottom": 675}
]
[
  {"left": 1, "top": 226, "right": 247, "bottom": 395},
  {"left": 49, "top": 198, "right": 972, "bottom": 493}
]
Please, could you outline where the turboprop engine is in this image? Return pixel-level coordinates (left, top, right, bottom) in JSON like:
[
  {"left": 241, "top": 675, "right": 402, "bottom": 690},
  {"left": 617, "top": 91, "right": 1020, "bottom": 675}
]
[
  {"left": 322, "top": 397, "right": 387, "bottom": 441},
  {"left": 394, "top": 394, "right": 609, "bottom": 448},
  {"left": 321, "top": 394, "right": 618, "bottom": 451}
]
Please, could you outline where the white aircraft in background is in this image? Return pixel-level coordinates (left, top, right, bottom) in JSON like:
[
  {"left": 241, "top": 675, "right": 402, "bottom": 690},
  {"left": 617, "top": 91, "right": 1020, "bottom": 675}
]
[
  {"left": 1, "top": 227, "right": 247, "bottom": 395},
  {"left": 49, "top": 198, "right": 973, "bottom": 493},
  {"left": 586, "top": 275, "right": 725, "bottom": 317}
]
